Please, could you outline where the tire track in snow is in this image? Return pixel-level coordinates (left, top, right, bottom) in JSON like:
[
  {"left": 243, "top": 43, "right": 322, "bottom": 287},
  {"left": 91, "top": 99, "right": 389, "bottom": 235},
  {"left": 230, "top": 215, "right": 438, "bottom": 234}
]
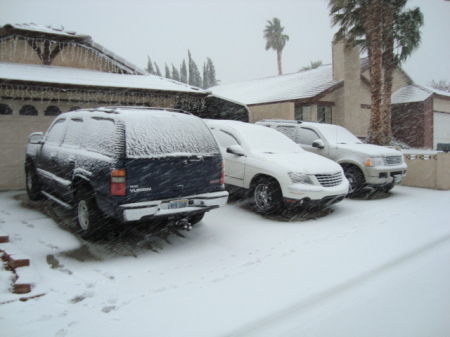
[{"left": 224, "top": 232, "right": 450, "bottom": 337}]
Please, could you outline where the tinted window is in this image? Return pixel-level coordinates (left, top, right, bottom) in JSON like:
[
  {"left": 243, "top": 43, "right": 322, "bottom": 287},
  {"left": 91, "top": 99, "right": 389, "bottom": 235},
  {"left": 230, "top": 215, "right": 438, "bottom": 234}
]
[
  {"left": 63, "top": 118, "right": 84, "bottom": 147},
  {"left": 84, "top": 117, "right": 116, "bottom": 156},
  {"left": 276, "top": 126, "right": 298, "bottom": 142},
  {"left": 125, "top": 113, "right": 219, "bottom": 158},
  {"left": 46, "top": 119, "right": 66, "bottom": 144}
]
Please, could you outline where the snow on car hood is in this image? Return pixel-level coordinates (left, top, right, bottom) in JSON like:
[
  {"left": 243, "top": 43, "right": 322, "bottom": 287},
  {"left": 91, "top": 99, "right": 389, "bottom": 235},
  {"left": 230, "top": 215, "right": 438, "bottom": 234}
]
[
  {"left": 334, "top": 143, "right": 402, "bottom": 157},
  {"left": 255, "top": 151, "right": 342, "bottom": 174}
]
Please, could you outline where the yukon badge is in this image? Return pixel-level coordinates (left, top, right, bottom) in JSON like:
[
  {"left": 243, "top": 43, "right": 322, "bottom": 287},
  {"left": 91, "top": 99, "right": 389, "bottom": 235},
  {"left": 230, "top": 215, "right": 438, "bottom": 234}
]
[{"left": 130, "top": 185, "right": 152, "bottom": 193}]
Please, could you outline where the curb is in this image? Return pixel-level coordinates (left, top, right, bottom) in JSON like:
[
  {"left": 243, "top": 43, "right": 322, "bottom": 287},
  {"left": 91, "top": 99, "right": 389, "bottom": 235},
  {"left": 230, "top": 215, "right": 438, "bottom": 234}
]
[{"left": 0, "top": 232, "right": 36, "bottom": 294}]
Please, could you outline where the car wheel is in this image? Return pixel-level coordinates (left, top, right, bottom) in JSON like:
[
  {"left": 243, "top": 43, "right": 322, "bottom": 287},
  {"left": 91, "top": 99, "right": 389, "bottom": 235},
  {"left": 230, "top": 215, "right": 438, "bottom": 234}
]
[
  {"left": 25, "top": 163, "right": 43, "bottom": 201},
  {"left": 189, "top": 212, "right": 205, "bottom": 226},
  {"left": 344, "top": 166, "right": 365, "bottom": 198},
  {"left": 379, "top": 181, "right": 395, "bottom": 193},
  {"left": 253, "top": 177, "right": 283, "bottom": 215},
  {"left": 76, "top": 187, "right": 103, "bottom": 240}
]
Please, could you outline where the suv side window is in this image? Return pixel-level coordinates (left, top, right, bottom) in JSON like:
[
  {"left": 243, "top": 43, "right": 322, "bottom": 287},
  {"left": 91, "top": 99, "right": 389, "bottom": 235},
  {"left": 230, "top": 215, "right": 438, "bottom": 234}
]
[
  {"left": 45, "top": 118, "right": 66, "bottom": 145},
  {"left": 298, "top": 127, "right": 321, "bottom": 146},
  {"left": 84, "top": 117, "right": 116, "bottom": 156},
  {"left": 276, "top": 126, "right": 298, "bottom": 142},
  {"left": 63, "top": 118, "right": 84, "bottom": 148}
]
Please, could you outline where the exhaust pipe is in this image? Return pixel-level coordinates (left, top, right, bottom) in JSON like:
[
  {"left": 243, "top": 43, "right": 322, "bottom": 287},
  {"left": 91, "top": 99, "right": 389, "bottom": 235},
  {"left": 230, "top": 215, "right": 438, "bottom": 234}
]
[{"left": 175, "top": 218, "right": 192, "bottom": 231}]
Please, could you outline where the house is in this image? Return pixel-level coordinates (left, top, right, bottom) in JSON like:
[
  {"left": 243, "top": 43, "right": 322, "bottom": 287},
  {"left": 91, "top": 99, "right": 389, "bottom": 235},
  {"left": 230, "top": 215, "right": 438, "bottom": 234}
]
[
  {"left": 0, "top": 23, "right": 247, "bottom": 190},
  {"left": 210, "top": 41, "right": 450, "bottom": 149}
]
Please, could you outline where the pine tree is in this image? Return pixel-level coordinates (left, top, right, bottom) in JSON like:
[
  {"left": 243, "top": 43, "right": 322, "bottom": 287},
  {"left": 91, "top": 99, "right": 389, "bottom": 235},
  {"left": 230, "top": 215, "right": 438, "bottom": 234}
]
[
  {"left": 202, "top": 62, "right": 209, "bottom": 89},
  {"left": 145, "top": 56, "right": 155, "bottom": 74},
  {"left": 154, "top": 62, "right": 162, "bottom": 76},
  {"left": 206, "top": 57, "right": 219, "bottom": 88},
  {"left": 180, "top": 60, "right": 188, "bottom": 84},
  {"left": 188, "top": 50, "right": 202, "bottom": 87},
  {"left": 165, "top": 64, "right": 171, "bottom": 79},
  {"left": 172, "top": 64, "right": 180, "bottom": 82}
]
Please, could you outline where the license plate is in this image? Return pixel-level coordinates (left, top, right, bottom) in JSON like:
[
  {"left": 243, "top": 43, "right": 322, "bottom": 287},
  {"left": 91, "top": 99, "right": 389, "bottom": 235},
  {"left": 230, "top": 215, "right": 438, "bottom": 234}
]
[{"left": 168, "top": 199, "right": 188, "bottom": 209}]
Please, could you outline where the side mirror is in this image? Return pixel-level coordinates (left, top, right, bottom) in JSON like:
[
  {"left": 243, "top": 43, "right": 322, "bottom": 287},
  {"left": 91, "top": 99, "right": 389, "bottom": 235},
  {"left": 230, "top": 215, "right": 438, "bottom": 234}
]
[
  {"left": 312, "top": 139, "right": 325, "bottom": 149},
  {"left": 28, "top": 132, "right": 44, "bottom": 144},
  {"left": 226, "top": 145, "right": 245, "bottom": 156}
]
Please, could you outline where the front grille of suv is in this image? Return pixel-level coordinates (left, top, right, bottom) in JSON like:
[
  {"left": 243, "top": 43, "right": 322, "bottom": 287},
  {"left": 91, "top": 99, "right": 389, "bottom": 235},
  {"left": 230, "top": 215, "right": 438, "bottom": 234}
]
[
  {"left": 315, "top": 172, "right": 343, "bottom": 187},
  {"left": 385, "top": 156, "right": 402, "bottom": 165}
]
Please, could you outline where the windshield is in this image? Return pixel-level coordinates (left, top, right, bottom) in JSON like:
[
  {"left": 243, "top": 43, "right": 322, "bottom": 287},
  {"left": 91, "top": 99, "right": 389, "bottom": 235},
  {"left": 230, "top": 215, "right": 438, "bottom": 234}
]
[
  {"left": 319, "top": 125, "right": 363, "bottom": 145},
  {"left": 244, "top": 125, "right": 303, "bottom": 154},
  {"left": 125, "top": 113, "right": 220, "bottom": 158}
]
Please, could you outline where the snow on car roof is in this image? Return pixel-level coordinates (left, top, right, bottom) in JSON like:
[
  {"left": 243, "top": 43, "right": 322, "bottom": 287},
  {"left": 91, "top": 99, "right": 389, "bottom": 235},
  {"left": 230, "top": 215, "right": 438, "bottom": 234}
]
[
  {"left": 0, "top": 62, "right": 207, "bottom": 94},
  {"left": 209, "top": 65, "right": 342, "bottom": 105}
]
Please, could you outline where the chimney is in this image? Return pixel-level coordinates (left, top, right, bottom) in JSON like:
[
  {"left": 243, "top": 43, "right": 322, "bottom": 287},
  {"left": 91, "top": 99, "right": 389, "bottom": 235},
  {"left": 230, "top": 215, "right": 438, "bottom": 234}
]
[{"left": 332, "top": 40, "right": 360, "bottom": 82}]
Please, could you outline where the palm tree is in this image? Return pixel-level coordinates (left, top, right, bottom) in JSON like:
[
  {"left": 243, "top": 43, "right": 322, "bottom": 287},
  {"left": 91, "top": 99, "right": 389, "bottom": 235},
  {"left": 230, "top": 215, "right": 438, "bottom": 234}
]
[
  {"left": 329, "top": 0, "right": 423, "bottom": 145},
  {"left": 264, "top": 18, "right": 289, "bottom": 75}
]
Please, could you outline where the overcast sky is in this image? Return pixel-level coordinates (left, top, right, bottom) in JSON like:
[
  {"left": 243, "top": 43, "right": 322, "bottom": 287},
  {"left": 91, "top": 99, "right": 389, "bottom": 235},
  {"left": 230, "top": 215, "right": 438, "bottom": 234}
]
[{"left": 1, "top": 0, "right": 449, "bottom": 86}]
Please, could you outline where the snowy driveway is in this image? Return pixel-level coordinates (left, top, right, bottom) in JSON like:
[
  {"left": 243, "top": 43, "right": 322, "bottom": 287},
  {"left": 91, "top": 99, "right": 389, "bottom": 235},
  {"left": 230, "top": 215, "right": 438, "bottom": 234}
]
[{"left": 1, "top": 186, "right": 450, "bottom": 337}]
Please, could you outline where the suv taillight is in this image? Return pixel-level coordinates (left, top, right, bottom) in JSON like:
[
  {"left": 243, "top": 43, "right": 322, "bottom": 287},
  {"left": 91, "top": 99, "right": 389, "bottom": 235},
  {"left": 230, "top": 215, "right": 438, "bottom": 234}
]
[
  {"left": 220, "top": 161, "right": 225, "bottom": 185},
  {"left": 111, "top": 169, "right": 126, "bottom": 196}
]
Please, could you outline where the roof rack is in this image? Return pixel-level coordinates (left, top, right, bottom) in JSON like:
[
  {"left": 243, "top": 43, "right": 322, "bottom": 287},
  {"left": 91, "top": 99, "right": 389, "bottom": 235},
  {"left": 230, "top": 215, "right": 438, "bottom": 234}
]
[
  {"left": 78, "top": 106, "right": 192, "bottom": 115},
  {"left": 259, "top": 119, "right": 302, "bottom": 124}
]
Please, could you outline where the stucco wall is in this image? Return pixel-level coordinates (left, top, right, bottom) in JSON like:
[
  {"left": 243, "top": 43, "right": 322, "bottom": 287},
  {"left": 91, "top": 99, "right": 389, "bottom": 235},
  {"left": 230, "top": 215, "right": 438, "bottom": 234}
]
[
  {"left": 248, "top": 102, "right": 294, "bottom": 123},
  {"left": 401, "top": 151, "right": 450, "bottom": 190}
]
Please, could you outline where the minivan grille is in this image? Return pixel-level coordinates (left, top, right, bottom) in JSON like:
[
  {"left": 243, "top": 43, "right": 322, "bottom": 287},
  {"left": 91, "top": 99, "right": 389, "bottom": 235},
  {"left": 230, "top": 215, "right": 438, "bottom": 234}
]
[
  {"left": 315, "top": 172, "right": 343, "bottom": 187},
  {"left": 386, "top": 156, "right": 402, "bottom": 165}
]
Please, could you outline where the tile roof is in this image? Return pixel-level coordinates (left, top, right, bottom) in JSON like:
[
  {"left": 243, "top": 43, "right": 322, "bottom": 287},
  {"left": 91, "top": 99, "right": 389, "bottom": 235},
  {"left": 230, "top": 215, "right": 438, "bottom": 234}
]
[{"left": 209, "top": 65, "right": 342, "bottom": 105}]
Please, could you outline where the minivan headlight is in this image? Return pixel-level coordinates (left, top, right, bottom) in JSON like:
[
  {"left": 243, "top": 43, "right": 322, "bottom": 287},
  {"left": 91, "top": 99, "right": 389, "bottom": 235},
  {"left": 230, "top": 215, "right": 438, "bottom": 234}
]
[
  {"left": 365, "top": 157, "right": 384, "bottom": 167},
  {"left": 289, "top": 172, "right": 313, "bottom": 185}
]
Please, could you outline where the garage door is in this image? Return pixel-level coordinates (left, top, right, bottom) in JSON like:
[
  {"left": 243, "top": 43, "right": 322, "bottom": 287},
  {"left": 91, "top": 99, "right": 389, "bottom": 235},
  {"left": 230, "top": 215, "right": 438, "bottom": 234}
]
[{"left": 434, "top": 112, "right": 450, "bottom": 149}]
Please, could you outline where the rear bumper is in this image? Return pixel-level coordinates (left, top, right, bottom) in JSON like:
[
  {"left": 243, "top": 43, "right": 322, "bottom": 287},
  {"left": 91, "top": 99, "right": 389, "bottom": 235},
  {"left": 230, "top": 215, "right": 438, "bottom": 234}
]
[{"left": 118, "top": 191, "right": 229, "bottom": 222}]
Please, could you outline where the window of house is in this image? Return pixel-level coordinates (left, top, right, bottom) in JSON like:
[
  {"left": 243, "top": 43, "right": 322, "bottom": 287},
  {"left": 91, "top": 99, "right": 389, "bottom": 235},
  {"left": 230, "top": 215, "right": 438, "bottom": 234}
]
[
  {"left": 318, "top": 106, "right": 332, "bottom": 124},
  {"left": 295, "top": 105, "right": 311, "bottom": 121},
  {"left": 45, "top": 106, "right": 61, "bottom": 116},
  {"left": 0, "top": 104, "right": 13, "bottom": 115},
  {"left": 20, "top": 105, "right": 38, "bottom": 116}
]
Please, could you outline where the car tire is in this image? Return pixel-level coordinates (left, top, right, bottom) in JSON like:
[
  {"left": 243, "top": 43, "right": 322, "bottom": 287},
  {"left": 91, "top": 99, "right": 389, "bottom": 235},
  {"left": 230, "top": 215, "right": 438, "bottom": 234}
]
[
  {"left": 76, "top": 186, "right": 104, "bottom": 240},
  {"left": 25, "top": 163, "right": 43, "bottom": 201},
  {"left": 344, "top": 166, "right": 365, "bottom": 198},
  {"left": 252, "top": 177, "right": 283, "bottom": 215}
]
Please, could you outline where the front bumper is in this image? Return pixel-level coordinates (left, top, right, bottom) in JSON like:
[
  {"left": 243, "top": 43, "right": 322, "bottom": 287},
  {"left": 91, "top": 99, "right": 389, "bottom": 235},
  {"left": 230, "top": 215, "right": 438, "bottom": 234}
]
[
  {"left": 119, "top": 191, "right": 229, "bottom": 222},
  {"left": 282, "top": 180, "right": 349, "bottom": 207},
  {"left": 365, "top": 165, "right": 407, "bottom": 186}
]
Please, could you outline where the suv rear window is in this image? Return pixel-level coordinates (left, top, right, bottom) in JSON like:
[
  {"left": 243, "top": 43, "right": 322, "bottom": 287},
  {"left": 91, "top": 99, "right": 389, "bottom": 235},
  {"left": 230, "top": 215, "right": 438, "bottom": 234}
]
[{"left": 125, "top": 113, "right": 219, "bottom": 158}]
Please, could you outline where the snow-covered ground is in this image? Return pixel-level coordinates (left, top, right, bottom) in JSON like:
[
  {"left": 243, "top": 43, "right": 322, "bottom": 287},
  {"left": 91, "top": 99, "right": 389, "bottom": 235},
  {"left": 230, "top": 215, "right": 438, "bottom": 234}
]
[{"left": 1, "top": 186, "right": 450, "bottom": 337}]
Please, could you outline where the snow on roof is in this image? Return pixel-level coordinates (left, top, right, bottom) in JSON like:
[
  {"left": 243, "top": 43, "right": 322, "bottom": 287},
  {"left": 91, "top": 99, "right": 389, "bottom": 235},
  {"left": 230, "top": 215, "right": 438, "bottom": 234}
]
[
  {"left": 391, "top": 84, "right": 450, "bottom": 104},
  {"left": 2, "top": 23, "right": 89, "bottom": 38},
  {"left": 209, "top": 65, "right": 342, "bottom": 105},
  {"left": 1, "top": 23, "right": 147, "bottom": 75},
  {"left": 0, "top": 62, "right": 207, "bottom": 95}
]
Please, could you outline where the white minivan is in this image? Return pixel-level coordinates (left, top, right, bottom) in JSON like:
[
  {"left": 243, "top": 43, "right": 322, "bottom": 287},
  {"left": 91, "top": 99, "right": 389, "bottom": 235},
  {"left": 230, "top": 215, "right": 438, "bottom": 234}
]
[{"left": 206, "top": 120, "right": 349, "bottom": 214}]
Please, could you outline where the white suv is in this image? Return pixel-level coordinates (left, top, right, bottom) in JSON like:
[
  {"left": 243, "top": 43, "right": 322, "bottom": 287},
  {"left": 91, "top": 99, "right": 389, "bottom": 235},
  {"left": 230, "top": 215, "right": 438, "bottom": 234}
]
[
  {"left": 257, "top": 120, "right": 407, "bottom": 197},
  {"left": 206, "top": 120, "right": 349, "bottom": 214}
]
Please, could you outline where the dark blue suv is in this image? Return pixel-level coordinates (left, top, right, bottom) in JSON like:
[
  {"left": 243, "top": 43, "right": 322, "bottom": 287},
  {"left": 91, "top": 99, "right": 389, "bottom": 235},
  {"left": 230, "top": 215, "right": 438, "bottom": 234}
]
[{"left": 25, "top": 107, "right": 228, "bottom": 239}]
